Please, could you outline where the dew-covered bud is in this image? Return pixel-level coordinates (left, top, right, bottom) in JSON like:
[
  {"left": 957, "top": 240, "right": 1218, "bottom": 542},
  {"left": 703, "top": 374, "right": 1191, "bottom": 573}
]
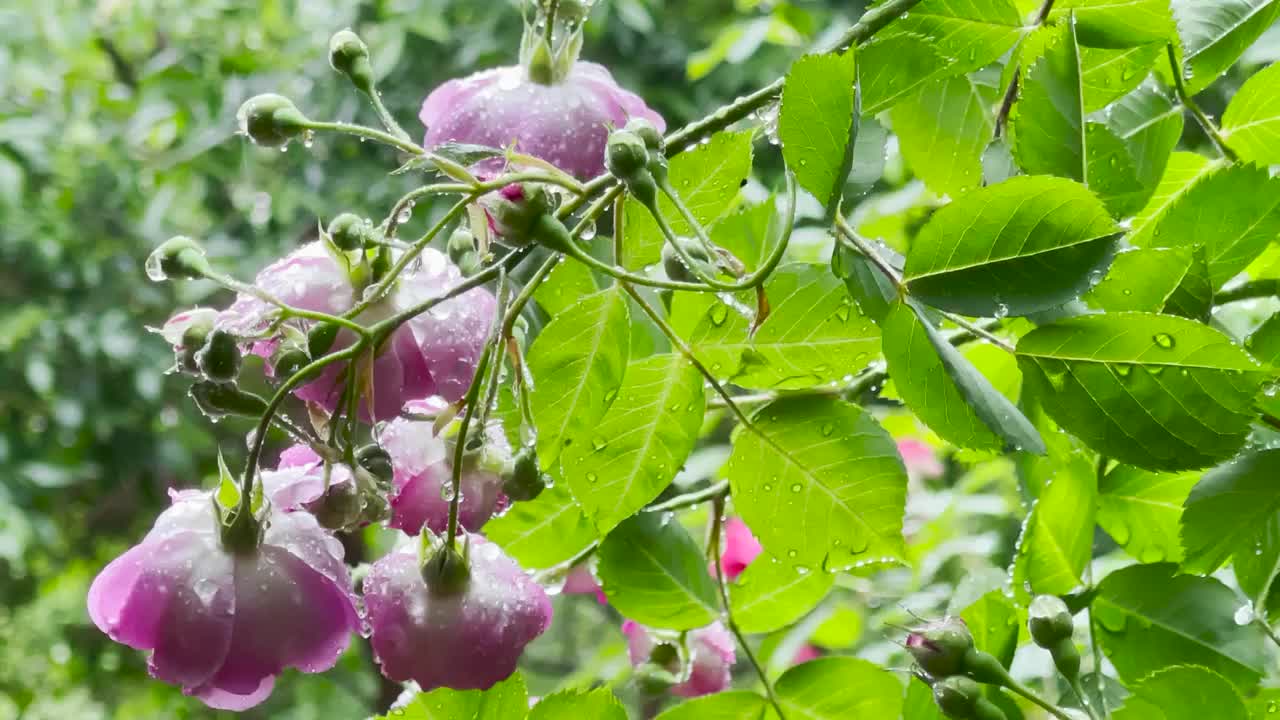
[
  {"left": 356, "top": 444, "right": 394, "bottom": 486},
  {"left": 605, "top": 130, "right": 650, "bottom": 181},
  {"left": 272, "top": 347, "right": 312, "bottom": 380},
  {"left": 625, "top": 117, "right": 664, "bottom": 154},
  {"left": 146, "top": 236, "right": 211, "bottom": 281},
  {"left": 485, "top": 183, "right": 553, "bottom": 245},
  {"left": 307, "top": 321, "right": 341, "bottom": 359},
  {"left": 327, "top": 212, "right": 374, "bottom": 251},
  {"left": 502, "top": 447, "right": 546, "bottom": 502},
  {"left": 907, "top": 617, "right": 974, "bottom": 679},
  {"left": 933, "top": 676, "right": 983, "bottom": 718},
  {"left": 328, "top": 29, "right": 374, "bottom": 94},
  {"left": 662, "top": 236, "right": 714, "bottom": 283},
  {"left": 313, "top": 480, "right": 363, "bottom": 531},
  {"left": 190, "top": 381, "right": 268, "bottom": 419},
  {"left": 422, "top": 537, "right": 471, "bottom": 595},
  {"left": 196, "top": 330, "right": 243, "bottom": 383},
  {"left": 447, "top": 228, "right": 483, "bottom": 277},
  {"left": 1028, "top": 595, "right": 1074, "bottom": 648},
  {"left": 237, "top": 93, "right": 310, "bottom": 148}
]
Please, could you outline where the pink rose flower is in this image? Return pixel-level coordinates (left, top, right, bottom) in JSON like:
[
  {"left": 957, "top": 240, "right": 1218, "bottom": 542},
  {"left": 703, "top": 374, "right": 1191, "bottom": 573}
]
[
  {"left": 87, "top": 490, "right": 360, "bottom": 710},
  {"left": 378, "top": 397, "right": 508, "bottom": 535},
  {"left": 622, "top": 620, "right": 735, "bottom": 698},
  {"left": 258, "top": 444, "right": 354, "bottom": 513},
  {"left": 364, "top": 535, "right": 552, "bottom": 691},
  {"left": 897, "top": 438, "right": 944, "bottom": 480},
  {"left": 216, "top": 242, "right": 495, "bottom": 421},
  {"left": 718, "top": 517, "right": 763, "bottom": 582},
  {"left": 563, "top": 564, "right": 607, "bottom": 604},
  {"left": 420, "top": 62, "right": 665, "bottom": 180},
  {"left": 791, "top": 644, "right": 821, "bottom": 665}
]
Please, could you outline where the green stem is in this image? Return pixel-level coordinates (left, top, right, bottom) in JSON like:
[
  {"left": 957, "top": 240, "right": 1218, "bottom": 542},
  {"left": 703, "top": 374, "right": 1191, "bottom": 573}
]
[
  {"left": 940, "top": 310, "right": 1016, "bottom": 354},
  {"left": 202, "top": 269, "right": 369, "bottom": 337},
  {"left": 644, "top": 480, "right": 729, "bottom": 513},
  {"left": 1216, "top": 279, "right": 1278, "bottom": 305},
  {"left": 662, "top": 0, "right": 926, "bottom": 155},
  {"left": 1254, "top": 616, "right": 1280, "bottom": 651},
  {"left": 502, "top": 253, "right": 560, "bottom": 337},
  {"left": 369, "top": 246, "right": 533, "bottom": 338},
  {"left": 445, "top": 343, "right": 497, "bottom": 547},
  {"left": 1002, "top": 678, "right": 1075, "bottom": 720},
  {"left": 1070, "top": 678, "right": 1101, "bottom": 720},
  {"left": 364, "top": 87, "right": 412, "bottom": 144},
  {"left": 352, "top": 195, "right": 476, "bottom": 316},
  {"left": 1166, "top": 44, "right": 1239, "bottom": 162},
  {"left": 543, "top": 0, "right": 559, "bottom": 49},
  {"left": 304, "top": 120, "right": 425, "bottom": 155},
  {"left": 833, "top": 215, "right": 905, "bottom": 292}
]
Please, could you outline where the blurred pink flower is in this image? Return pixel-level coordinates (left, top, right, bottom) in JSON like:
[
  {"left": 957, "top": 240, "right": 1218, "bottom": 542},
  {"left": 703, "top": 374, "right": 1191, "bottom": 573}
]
[
  {"left": 897, "top": 438, "right": 943, "bottom": 479},
  {"left": 718, "top": 517, "right": 763, "bottom": 582},
  {"left": 563, "top": 564, "right": 607, "bottom": 604},
  {"left": 622, "top": 620, "right": 735, "bottom": 698}
]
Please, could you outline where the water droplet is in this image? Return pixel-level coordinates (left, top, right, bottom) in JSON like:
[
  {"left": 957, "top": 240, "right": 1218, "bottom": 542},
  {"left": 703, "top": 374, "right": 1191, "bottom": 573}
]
[
  {"left": 440, "top": 485, "right": 456, "bottom": 501},
  {"left": 789, "top": 483, "right": 802, "bottom": 493},
  {"left": 586, "top": 472, "right": 599, "bottom": 484},
  {"left": 397, "top": 203, "right": 415, "bottom": 225},
  {"left": 786, "top": 549, "right": 798, "bottom": 558},
  {"left": 302, "top": 129, "right": 315, "bottom": 148},
  {"left": 709, "top": 304, "right": 729, "bottom": 326},
  {"left": 834, "top": 304, "right": 852, "bottom": 322},
  {"left": 994, "top": 303, "right": 1009, "bottom": 319},
  {"left": 579, "top": 221, "right": 597, "bottom": 241},
  {"left": 1234, "top": 604, "right": 1255, "bottom": 626},
  {"left": 821, "top": 423, "right": 835, "bottom": 437},
  {"left": 1153, "top": 333, "right": 1175, "bottom": 349},
  {"left": 591, "top": 436, "right": 608, "bottom": 451}
]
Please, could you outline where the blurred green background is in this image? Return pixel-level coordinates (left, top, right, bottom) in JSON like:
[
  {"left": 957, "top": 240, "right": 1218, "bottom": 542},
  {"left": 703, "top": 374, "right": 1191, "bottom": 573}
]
[{"left": 0, "top": 1, "right": 869, "bottom": 717}]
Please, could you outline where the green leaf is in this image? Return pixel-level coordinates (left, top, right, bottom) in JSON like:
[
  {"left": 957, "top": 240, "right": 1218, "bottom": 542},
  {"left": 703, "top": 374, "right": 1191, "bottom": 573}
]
[
  {"left": 1181, "top": 449, "right": 1280, "bottom": 574},
  {"left": 1093, "top": 563, "right": 1267, "bottom": 690},
  {"left": 1017, "top": 312, "right": 1267, "bottom": 471},
  {"left": 1163, "top": 247, "right": 1214, "bottom": 322},
  {"left": 1106, "top": 81, "right": 1183, "bottom": 195},
  {"left": 1246, "top": 313, "right": 1280, "bottom": 366},
  {"left": 712, "top": 201, "right": 775, "bottom": 273},
  {"left": 903, "top": 175, "right": 1120, "bottom": 317},
  {"left": 1233, "top": 510, "right": 1280, "bottom": 622},
  {"left": 725, "top": 397, "right": 908, "bottom": 570},
  {"left": 903, "top": 677, "right": 945, "bottom": 720},
  {"left": 881, "top": 300, "right": 1043, "bottom": 453},
  {"left": 1013, "top": 464, "right": 1097, "bottom": 596},
  {"left": 653, "top": 691, "right": 769, "bottom": 720},
  {"left": 1223, "top": 61, "right": 1280, "bottom": 164},
  {"left": 1112, "top": 666, "right": 1248, "bottom": 720},
  {"left": 730, "top": 555, "right": 834, "bottom": 634},
  {"left": 561, "top": 353, "right": 704, "bottom": 533},
  {"left": 775, "top": 657, "right": 904, "bottom": 719},
  {"left": 1081, "top": 43, "right": 1162, "bottom": 111},
  {"left": 831, "top": 241, "right": 899, "bottom": 325},
  {"left": 1098, "top": 464, "right": 1198, "bottom": 564},
  {"left": 528, "top": 287, "right": 630, "bottom": 467},
  {"left": 379, "top": 673, "right": 527, "bottom": 719},
  {"left": 533, "top": 258, "right": 597, "bottom": 317},
  {"left": 958, "top": 590, "right": 1020, "bottom": 668},
  {"left": 890, "top": 72, "right": 998, "bottom": 197},
  {"left": 1134, "top": 163, "right": 1280, "bottom": 288},
  {"left": 529, "top": 689, "right": 627, "bottom": 720},
  {"left": 597, "top": 512, "right": 719, "bottom": 630},
  {"left": 485, "top": 481, "right": 596, "bottom": 569},
  {"left": 1049, "top": 0, "right": 1174, "bottom": 46},
  {"left": 779, "top": 50, "right": 857, "bottom": 209},
  {"left": 1085, "top": 122, "right": 1147, "bottom": 217},
  {"left": 685, "top": 264, "right": 880, "bottom": 390},
  {"left": 1127, "top": 151, "right": 1222, "bottom": 248},
  {"left": 1085, "top": 247, "right": 1197, "bottom": 313},
  {"left": 858, "top": 34, "right": 957, "bottom": 115},
  {"left": 1171, "top": 0, "right": 1280, "bottom": 95},
  {"left": 886, "top": 0, "right": 1024, "bottom": 76},
  {"left": 1010, "top": 21, "right": 1085, "bottom": 182},
  {"left": 622, "top": 130, "right": 753, "bottom": 269}
]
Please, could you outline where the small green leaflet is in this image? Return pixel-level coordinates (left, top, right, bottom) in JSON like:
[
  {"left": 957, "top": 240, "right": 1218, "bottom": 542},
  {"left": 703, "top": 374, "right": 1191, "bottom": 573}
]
[
  {"left": 528, "top": 689, "right": 627, "bottom": 720},
  {"left": 730, "top": 554, "right": 834, "bottom": 634},
  {"left": 890, "top": 72, "right": 998, "bottom": 197},
  {"left": 903, "top": 175, "right": 1119, "bottom": 317},
  {"left": 560, "top": 353, "right": 704, "bottom": 533},
  {"left": 1126, "top": 151, "right": 1222, "bottom": 248},
  {"left": 622, "top": 130, "right": 753, "bottom": 269},
  {"left": 1223, "top": 61, "right": 1280, "bottom": 164},
  {"left": 1017, "top": 312, "right": 1267, "bottom": 471},
  {"left": 377, "top": 673, "right": 527, "bottom": 719},
  {"left": 1112, "top": 666, "right": 1248, "bottom": 720},
  {"left": 684, "top": 264, "right": 880, "bottom": 390},
  {"left": 1085, "top": 247, "right": 1197, "bottom": 314},
  {"left": 527, "top": 287, "right": 630, "bottom": 467},
  {"left": 653, "top": 691, "right": 769, "bottom": 720},
  {"left": 1081, "top": 44, "right": 1161, "bottom": 112},
  {"left": 1013, "top": 464, "right": 1096, "bottom": 597},
  {"left": 725, "top": 397, "right": 907, "bottom": 570},
  {"left": 885, "top": 0, "right": 1024, "bottom": 76},
  {"left": 1010, "top": 21, "right": 1086, "bottom": 183},
  {"left": 1049, "top": 0, "right": 1174, "bottom": 46},
  {"left": 1098, "top": 463, "right": 1197, "bottom": 564},
  {"left": 858, "top": 34, "right": 956, "bottom": 115},
  {"left": 881, "top": 299, "right": 1043, "bottom": 453},
  {"left": 1171, "top": 0, "right": 1280, "bottom": 95},
  {"left": 597, "top": 512, "right": 719, "bottom": 630},
  {"left": 533, "top": 258, "right": 597, "bottom": 317},
  {"left": 779, "top": 49, "right": 857, "bottom": 211},
  {"left": 1093, "top": 563, "right": 1267, "bottom": 690},
  {"left": 485, "top": 481, "right": 596, "bottom": 569},
  {"left": 775, "top": 657, "right": 905, "bottom": 719},
  {"left": 1181, "top": 449, "right": 1280, "bottom": 575},
  {"left": 1132, "top": 162, "right": 1280, "bottom": 288}
]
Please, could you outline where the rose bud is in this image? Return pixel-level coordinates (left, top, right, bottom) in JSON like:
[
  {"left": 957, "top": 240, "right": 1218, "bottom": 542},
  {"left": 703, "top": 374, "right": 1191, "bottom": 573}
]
[
  {"left": 236, "top": 94, "right": 310, "bottom": 148},
  {"left": 622, "top": 620, "right": 735, "bottom": 698}
]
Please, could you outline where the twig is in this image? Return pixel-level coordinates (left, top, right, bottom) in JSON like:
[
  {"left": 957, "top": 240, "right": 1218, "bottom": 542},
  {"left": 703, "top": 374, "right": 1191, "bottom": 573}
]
[{"left": 1166, "top": 44, "right": 1239, "bottom": 162}]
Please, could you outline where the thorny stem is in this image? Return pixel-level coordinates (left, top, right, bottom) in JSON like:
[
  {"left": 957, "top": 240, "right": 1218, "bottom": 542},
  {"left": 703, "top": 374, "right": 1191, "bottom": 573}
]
[
  {"left": 993, "top": 0, "right": 1056, "bottom": 138},
  {"left": 1166, "top": 45, "right": 1239, "bottom": 162},
  {"left": 710, "top": 496, "right": 788, "bottom": 719}
]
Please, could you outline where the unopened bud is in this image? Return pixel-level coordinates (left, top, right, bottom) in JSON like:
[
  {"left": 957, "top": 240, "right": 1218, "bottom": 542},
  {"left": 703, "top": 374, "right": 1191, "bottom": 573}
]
[
  {"left": 625, "top": 117, "right": 664, "bottom": 154},
  {"left": 356, "top": 444, "right": 394, "bottom": 486},
  {"left": 273, "top": 347, "right": 313, "bottom": 380},
  {"left": 502, "top": 447, "right": 546, "bottom": 501},
  {"left": 327, "top": 213, "right": 374, "bottom": 251},
  {"left": 662, "top": 237, "right": 714, "bottom": 284},
  {"left": 313, "top": 480, "right": 362, "bottom": 531},
  {"left": 1028, "top": 595, "right": 1074, "bottom": 648},
  {"left": 307, "top": 321, "right": 341, "bottom": 359},
  {"left": 328, "top": 29, "right": 374, "bottom": 94},
  {"left": 196, "top": 330, "right": 242, "bottom": 383},
  {"left": 933, "top": 676, "right": 983, "bottom": 718},
  {"left": 605, "top": 130, "right": 650, "bottom": 181},
  {"left": 190, "top": 381, "right": 268, "bottom": 419},
  {"left": 447, "top": 228, "right": 483, "bottom": 276},
  {"left": 146, "top": 236, "right": 211, "bottom": 282},
  {"left": 906, "top": 617, "right": 974, "bottom": 679},
  {"left": 236, "top": 94, "right": 310, "bottom": 148}
]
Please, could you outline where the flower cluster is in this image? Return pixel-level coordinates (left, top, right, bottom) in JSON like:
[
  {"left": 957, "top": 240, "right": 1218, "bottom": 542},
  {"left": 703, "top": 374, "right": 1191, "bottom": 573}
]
[{"left": 89, "top": 12, "right": 678, "bottom": 712}]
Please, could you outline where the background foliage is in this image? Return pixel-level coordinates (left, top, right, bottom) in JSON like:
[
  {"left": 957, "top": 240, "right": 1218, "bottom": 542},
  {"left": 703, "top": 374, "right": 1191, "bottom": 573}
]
[{"left": 7, "top": 0, "right": 1280, "bottom": 718}]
